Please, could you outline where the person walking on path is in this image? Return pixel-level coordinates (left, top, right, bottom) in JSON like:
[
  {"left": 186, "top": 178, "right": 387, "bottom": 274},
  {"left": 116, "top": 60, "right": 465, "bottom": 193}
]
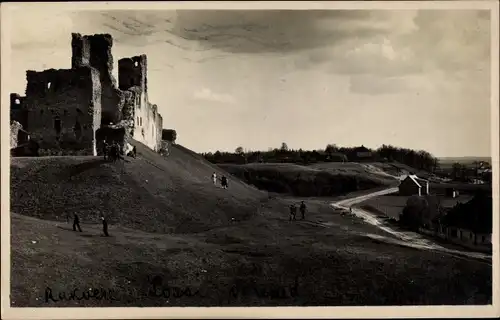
[
  {"left": 101, "top": 216, "right": 109, "bottom": 237},
  {"left": 299, "top": 201, "right": 307, "bottom": 220},
  {"left": 212, "top": 172, "right": 217, "bottom": 185},
  {"left": 73, "top": 214, "right": 82, "bottom": 232},
  {"left": 289, "top": 204, "right": 297, "bottom": 222}
]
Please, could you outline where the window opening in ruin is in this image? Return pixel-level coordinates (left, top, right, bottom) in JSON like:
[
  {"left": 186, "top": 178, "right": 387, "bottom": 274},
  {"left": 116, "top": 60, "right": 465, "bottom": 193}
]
[
  {"left": 134, "top": 61, "right": 139, "bottom": 67},
  {"left": 40, "top": 110, "right": 44, "bottom": 115},
  {"left": 76, "top": 108, "right": 83, "bottom": 115},
  {"left": 15, "top": 99, "right": 20, "bottom": 105},
  {"left": 140, "top": 117, "right": 142, "bottom": 126},
  {"left": 47, "top": 82, "right": 52, "bottom": 90},
  {"left": 64, "top": 110, "right": 68, "bottom": 116},
  {"left": 54, "top": 116, "right": 61, "bottom": 136},
  {"left": 137, "top": 116, "right": 139, "bottom": 125}
]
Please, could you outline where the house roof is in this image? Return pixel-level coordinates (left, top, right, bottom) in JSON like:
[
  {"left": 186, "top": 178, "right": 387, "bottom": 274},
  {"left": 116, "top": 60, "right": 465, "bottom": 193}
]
[
  {"left": 442, "top": 193, "right": 492, "bottom": 233},
  {"left": 354, "top": 145, "right": 371, "bottom": 152},
  {"left": 404, "top": 175, "right": 429, "bottom": 188}
]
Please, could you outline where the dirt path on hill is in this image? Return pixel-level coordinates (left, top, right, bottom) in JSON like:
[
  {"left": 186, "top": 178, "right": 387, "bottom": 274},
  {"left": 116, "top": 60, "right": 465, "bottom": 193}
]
[{"left": 330, "top": 187, "right": 491, "bottom": 263}]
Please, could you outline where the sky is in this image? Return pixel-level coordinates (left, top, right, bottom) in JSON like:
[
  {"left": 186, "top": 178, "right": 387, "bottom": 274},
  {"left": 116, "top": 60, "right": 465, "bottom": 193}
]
[{"left": 7, "top": 6, "right": 493, "bottom": 157}]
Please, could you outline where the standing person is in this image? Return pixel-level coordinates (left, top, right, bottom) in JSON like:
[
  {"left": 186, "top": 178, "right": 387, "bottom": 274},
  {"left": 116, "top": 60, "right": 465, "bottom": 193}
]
[
  {"left": 289, "top": 204, "right": 297, "bottom": 221},
  {"left": 212, "top": 172, "right": 217, "bottom": 185},
  {"left": 101, "top": 216, "right": 109, "bottom": 237},
  {"left": 73, "top": 214, "right": 82, "bottom": 232},
  {"left": 103, "top": 140, "right": 109, "bottom": 160},
  {"left": 299, "top": 201, "right": 307, "bottom": 220},
  {"left": 221, "top": 176, "right": 228, "bottom": 189}
]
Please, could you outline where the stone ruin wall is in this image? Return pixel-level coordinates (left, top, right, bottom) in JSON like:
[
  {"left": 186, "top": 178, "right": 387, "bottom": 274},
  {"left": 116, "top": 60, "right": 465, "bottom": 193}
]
[
  {"left": 10, "top": 121, "right": 23, "bottom": 149},
  {"left": 10, "top": 32, "right": 164, "bottom": 156},
  {"left": 22, "top": 66, "right": 101, "bottom": 156},
  {"left": 118, "top": 55, "right": 163, "bottom": 152}
]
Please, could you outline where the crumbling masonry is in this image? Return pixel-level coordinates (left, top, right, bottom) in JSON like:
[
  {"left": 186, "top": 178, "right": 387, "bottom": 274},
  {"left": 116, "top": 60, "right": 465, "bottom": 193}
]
[{"left": 10, "top": 33, "right": 163, "bottom": 155}]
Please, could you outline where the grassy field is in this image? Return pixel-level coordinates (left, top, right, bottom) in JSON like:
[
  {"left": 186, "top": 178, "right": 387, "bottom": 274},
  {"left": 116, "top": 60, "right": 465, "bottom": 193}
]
[
  {"left": 10, "top": 141, "right": 492, "bottom": 306},
  {"left": 219, "top": 162, "right": 400, "bottom": 197}
]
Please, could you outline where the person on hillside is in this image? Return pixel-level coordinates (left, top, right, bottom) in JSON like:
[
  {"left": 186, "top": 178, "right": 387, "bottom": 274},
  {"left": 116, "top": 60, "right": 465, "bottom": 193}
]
[
  {"left": 221, "top": 176, "right": 228, "bottom": 189},
  {"left": 212, "top": 172, "right": 217, "bottom": 185},
  {"left": 103, "top": 140, "right": 109, "bottom": 160},
  {"left": 101, "top": 216, "right": 109, "bottom": 237},
  {"left": 289, "top": 204, "right": 297, "bottom": 221},
  {"left": 299, "top": 201, "right": 307, "bottom": 220},
  {"left": 132, "top": 146, "right": 137, "bottom": 158},
  {"left": 73, "top": 214, "right": 82, "bottom": 232}
]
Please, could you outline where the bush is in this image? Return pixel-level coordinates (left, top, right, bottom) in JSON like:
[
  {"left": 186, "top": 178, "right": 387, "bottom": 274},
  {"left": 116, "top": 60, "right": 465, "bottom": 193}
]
[
  {"left": 162, "top": 129, "right": 177, "bottom": 143},
  {"left": 399, "top": 196, "right": 430, "bottom": 231}
]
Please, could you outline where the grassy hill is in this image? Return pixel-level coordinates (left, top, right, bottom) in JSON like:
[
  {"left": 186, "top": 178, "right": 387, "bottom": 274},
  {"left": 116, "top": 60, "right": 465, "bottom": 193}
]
[
  {"left": 10, "top": 141, "right": 492, "bottom": 306},
  {"left": 218, "top": 162, "right": 400, "bottom": 198},
  {"left": 10, "top": 141, "right": 266, "bottom": 234}
]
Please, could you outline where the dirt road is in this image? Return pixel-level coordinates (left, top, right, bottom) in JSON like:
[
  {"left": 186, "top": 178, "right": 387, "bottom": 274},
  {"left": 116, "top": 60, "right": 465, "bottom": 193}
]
[{"left": 330, "top": 187, "right": 492, "bottom": 263}]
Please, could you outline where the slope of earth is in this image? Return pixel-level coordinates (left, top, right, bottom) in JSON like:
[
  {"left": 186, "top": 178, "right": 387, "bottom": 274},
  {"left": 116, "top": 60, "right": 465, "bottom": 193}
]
[
  {"left": 10, "top": 143, "right": 492, "bottom": 307},
  {"left": 218, "top": 163, "right": 394, "bottom": 197},
  {"left": 11, "top": 208, "right": 492, "bottom": 307},
  {"left": 10, "top": 141, "right": 266, "bottom": 234}
]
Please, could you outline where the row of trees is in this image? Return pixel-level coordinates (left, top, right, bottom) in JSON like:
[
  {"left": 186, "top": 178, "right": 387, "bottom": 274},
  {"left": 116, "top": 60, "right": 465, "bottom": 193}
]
[
  {"left": 201, "top": 142, "right": 440, "bottom": 173},
  {"left": 450, "top": 162, "right": 491, "bottom": 182}
]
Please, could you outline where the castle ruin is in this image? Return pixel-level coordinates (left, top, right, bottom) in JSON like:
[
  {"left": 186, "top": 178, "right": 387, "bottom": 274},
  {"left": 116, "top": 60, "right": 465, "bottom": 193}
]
[{"left": 10, "top": 33, "right": 164, "bottom": 156}]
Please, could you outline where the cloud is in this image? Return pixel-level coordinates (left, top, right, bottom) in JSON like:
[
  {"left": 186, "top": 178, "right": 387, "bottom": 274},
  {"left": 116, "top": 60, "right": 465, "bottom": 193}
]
[
  {"left": 292, "top": 9, "right": 489, "bottom": 79},
  {"left": 193, "top": 88, "right": 235, "bottom": 104}
]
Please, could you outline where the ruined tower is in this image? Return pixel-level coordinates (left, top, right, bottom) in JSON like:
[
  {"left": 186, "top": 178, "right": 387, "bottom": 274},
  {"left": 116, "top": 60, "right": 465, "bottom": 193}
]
[
  {"left": 118, "top": 55, "right": 148, "bottom": 94},
  {"left": 71, "top": 33, "right": 122, "bottom": 125},
  {"left": 71, "top": 33, "right": 114, "bottom": 77}
]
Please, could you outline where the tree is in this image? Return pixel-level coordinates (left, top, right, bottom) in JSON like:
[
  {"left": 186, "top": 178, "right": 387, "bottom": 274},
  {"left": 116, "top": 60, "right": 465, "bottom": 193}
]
[
  {"left": 280, "top": 142, "right": 289, "bottom": 151},
  {"left": 325, "top": 144, "right": 338, "bottom": 155},
  {"left": 161, "top": 129, "right": 177, "bottom": 143},
  {"left": 451, "top": 162, "right": 462, "bottom": 180},
  {"left": 399, "top": 196, "right": 429, "bottom": 231},
  {"left": 235, "top": 146, "right": 244, "bottom": 154}
]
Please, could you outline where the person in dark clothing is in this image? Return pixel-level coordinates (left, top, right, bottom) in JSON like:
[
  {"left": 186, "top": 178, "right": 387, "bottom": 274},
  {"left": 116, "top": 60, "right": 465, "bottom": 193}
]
[
  {"left": 110, "top": 143, "right": 119, "bottom": 162},
  {"left": 289, "top": 204, "right": 297, "bottom": 221},
  {"left": 299, "top": 201, "right": 307, "bottom": 220},
  {"left": 132, "top": 146, "right": 137, "bottom": 158},
  {"left": 101, "top": 216, "right": 109, "bottom": 237},
  {"left": 103, "top": 140, "right": 109, "bottom": 160},
  {"left": 221, "top": 176, "right": 228, "bottom": 189},
  {"left": 73, "top": 214, "right": 82, "bottom": 232}
]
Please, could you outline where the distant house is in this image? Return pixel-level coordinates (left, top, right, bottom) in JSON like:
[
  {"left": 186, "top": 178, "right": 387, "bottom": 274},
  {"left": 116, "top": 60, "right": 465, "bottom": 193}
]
[
  {"left": 440, "top": 193, "right": 492, "bottom": 250},
  {"left": 398, "top": 175, "right": 430, "bottom": 196},
  {"left": 352, "top": 145, "right": 373, "bottom": 161},
  {"left": 326, "top": 152, "right": 348, "bottom": 163}
]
